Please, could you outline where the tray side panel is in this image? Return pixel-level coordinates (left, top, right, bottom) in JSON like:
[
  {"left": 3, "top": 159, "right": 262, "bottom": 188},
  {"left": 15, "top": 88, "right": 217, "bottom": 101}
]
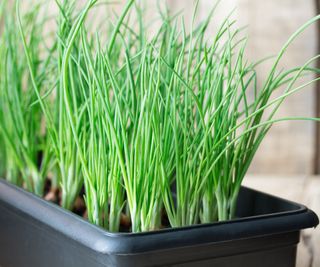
[{"left": 0, "top": 204, "right": 111, "bottom": 267}]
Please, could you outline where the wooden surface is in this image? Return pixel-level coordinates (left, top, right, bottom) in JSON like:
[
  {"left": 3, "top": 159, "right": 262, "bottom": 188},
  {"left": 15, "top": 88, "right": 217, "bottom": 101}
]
[{"left": 244, "top": 176, "right": 320, "bottom": 267}]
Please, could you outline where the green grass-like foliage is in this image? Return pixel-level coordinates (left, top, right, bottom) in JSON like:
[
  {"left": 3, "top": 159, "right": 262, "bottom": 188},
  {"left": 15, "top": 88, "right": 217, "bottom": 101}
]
[{"left": 0, "top": 0, "right": 319, "bottom": 232}]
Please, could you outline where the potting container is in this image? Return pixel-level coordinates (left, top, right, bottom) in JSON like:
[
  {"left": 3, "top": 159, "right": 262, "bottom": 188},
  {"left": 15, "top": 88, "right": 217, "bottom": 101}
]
[{"left": 0, "top": 178, "right": 318, "bottom": 267}]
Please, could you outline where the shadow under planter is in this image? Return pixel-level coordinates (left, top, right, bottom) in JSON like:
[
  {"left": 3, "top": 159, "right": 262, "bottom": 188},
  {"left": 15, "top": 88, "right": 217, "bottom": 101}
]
[{"left": 0, "top": 178, "right": 318, "bottom": 267}]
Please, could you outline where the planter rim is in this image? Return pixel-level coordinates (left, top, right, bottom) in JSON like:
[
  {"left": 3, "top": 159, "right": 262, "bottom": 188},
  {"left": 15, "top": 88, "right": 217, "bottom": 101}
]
[{"left": 0, "top": 178, "right": 318, "bottom": 255}]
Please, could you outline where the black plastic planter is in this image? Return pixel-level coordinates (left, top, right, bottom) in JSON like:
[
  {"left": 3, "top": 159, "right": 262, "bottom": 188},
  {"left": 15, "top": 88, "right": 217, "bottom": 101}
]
[{"left": 0, "top": 178, "right": 318, "bottom": 267}]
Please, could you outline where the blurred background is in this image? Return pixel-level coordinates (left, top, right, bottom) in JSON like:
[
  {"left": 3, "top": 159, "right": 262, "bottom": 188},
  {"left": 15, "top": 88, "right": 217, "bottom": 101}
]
[{"left": 4, "top": 0, "right": 320, "bottom": 266}]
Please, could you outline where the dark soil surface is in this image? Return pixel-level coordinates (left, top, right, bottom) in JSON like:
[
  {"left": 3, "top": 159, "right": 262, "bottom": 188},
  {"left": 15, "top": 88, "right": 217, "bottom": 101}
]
[{"left": 42, "top": 178, "right": 169, "bottom": 232}]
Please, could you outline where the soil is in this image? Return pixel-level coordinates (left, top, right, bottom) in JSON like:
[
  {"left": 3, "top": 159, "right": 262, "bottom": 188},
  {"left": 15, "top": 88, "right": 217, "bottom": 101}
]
[
  {"left": 43, "top": 178, "right": 87, "bottom": 217},
  {"left": 42, "top": 178, "right": 170, "bottom": 232}
]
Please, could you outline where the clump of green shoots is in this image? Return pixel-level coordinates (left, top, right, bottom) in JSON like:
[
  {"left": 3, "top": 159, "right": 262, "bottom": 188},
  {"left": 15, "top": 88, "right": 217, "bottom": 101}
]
[
  {"left": 0, "top": 1, "right": 53, "bottom": 196},
  {"left": 0, "top": 0, "right": 319, "bottom": 232}
]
